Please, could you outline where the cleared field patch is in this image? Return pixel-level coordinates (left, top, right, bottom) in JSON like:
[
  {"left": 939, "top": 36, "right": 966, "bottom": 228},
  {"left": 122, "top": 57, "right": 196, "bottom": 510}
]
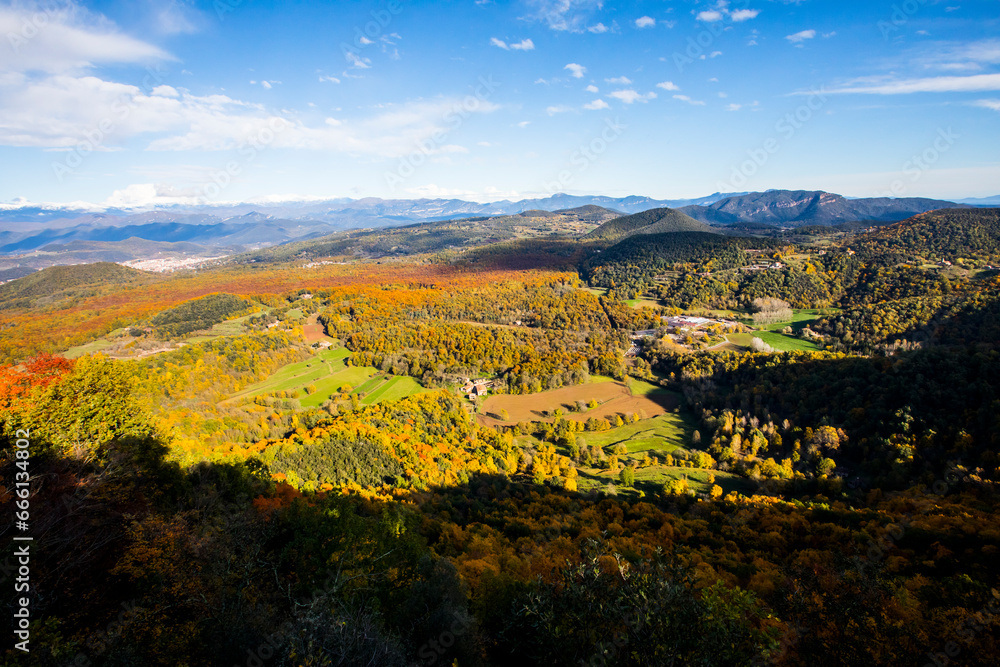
[
  {"left": 224, "top": 347, "right": 352, "bottom": 404},
  {"left": 478, "top": 379, "right": 678, "bottom": 426},
  {"left": 64, "top": 338, "right": 115, "bottom": 358},
  {"left": 298, "top": 366, "right": 379, "bottom": 408},
  {"left": 574, "top": 465, "right": 750, "bottom": 498},
  {"left": 624, "top": 297, "right": 662, "bottom": 309},
  {"left": 727, "top": 331, "right": 820, "bottom": 352},
  {"left": 580, "top": 410, "right": 693, "bottom": 457},
  {"left": 303, "top": 313, "right": 336, "bottom": 344},
  {"left": 361, "top": 375, "right": 428, "bottom": 405}
]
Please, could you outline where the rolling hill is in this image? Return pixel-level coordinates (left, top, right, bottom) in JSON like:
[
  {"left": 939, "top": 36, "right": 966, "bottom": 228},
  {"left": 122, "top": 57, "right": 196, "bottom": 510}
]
[
  {"left": 852, "top": 207, "right": 1000, "bottom": 264},
  {"left": 0, "top": 261, "right": 150, "bottom": 309},
  {"left": 235, "top": 206, "right": 623, "bottom": 263},
  {"left": 584, "top": 207, "right": 717, "bottom": 242}
]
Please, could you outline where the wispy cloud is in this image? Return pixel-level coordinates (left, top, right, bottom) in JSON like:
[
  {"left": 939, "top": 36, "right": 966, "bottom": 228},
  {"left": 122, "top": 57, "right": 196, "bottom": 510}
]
[
  {"left": 673, "top": 94, "right": 706, "bottom": 106},
  {"left": 564, "top": 62, "right": 587, "bottom": 78},
  {"left": 0, "top": 4, "right": 172, "bottom": 74},
  {"left": 609, "top": 89, "right": 656, "bottom": 104},
  {"left": 583, "top": 99, "right": 609, "bottom": 110},
  {"left": 605, "top": 76, "right": 632, "bottom": 85},
  {"left": 786, "top": 29, "right": 816, "bottom": 44},
  {"left": 973, "top": 99, "right": 1000, "bottom": 111},
  {"left": 818, "top": 73, "right": 1000, "bottom": 94},
  {"left": 546, "top": 104, "right": 572, "bottom": 115},
  {"left": 490, "top": 37, "right": 535, "bottom": 50}
]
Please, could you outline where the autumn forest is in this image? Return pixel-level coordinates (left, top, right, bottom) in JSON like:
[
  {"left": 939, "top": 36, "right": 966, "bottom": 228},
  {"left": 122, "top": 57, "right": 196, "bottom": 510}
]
[{"left": 2, "top": 207, "right": 1000, "bottom": 666}]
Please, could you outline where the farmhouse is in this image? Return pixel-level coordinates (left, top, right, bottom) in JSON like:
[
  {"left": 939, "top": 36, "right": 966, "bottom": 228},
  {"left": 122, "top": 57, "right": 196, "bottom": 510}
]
[{"left": 460, "top": 378, "right": 494, "bottom": 397}]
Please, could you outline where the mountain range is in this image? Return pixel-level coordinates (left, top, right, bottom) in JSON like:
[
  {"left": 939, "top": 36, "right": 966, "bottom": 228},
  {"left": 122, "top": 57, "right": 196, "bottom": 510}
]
[{"left": 0, "top": 190, "right": 991, "bottom": 268}]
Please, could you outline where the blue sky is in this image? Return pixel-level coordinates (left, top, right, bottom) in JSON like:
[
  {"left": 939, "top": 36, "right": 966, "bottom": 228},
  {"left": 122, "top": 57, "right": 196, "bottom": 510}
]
[{"left": 0, "top": 0, "right": 998, "bottom": 207}]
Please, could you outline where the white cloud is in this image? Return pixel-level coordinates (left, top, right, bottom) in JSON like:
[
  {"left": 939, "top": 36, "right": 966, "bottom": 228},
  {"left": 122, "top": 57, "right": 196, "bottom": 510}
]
[
  {"left": 726, "top": 103, "right": 742, "bottom": 111},
  {"left": 260, "top": 80, "right": 272, "bottom": 89},
  {"left": 656, "top": 81, "right": 679, "bottom": 91},
  {"left": 605, "top": 76, "right": 632, "bottom": 85},
  {"left": 546, "top": 105, "right": 572, "bottom": 115},
  {"left": 609, "top": 89, "right": 656, "bottom": 104},
  {"left": 564, "top": 62, "right": 587, "bottom": 78},
  {"left": 585, "top": 84, "right": 599, "bottom": 93},
  {"left": 319, "top": 75, "right": 341, "bottom": 84},
  {"left": 786, "top": 29, "right": 816, "bottom": 44},
  {"left": 696, "top": 10, "right": 723, "bottom": 22},
  {"left": 516, "top": 120, "right": 531, "bottom": 127},
  {"left": 730, "top": 9, "right": 760, "bottom": 22},
  {"left": 491, "top": 37, "right": 535, "bottom": 50},
  {"left": 104, "top": 183, "right": 200, "bottom": 208},
  {"left": 818, "top": 73, "right": 1000, "bottom": 95},
  {"left": 0, "top": 73, "right": 500, "bottom": 158},
  {"left": 583, "top": 99, "right": 609, "bottom": 110},
  {"left": 359, "top": 36, "right": 374, "bottom": 45},
  {"left": 525, "top": 0, "right": 604, "bottom": 32},
  {"left": 587, "top": 22, "right": 609, "bottom": 33},
  {"left": 0, "top": 4, "right": 172, "bottom": 74},
  {"left": 635, "top": 16, "right": 655, "bottom": 28},
  {"left": 973, "top": 99, "right": 1000, "bottom": 111},
  {"left": 672, "top": 94, "right": 706, "bottom": 106},
  {"left": 151, "top": 85, "right": 179, "bottom": 98}
]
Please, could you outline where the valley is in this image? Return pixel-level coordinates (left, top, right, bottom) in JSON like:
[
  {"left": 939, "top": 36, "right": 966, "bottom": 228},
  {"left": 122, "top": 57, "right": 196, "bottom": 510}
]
[{"left": 3, "top": 202, "right": 999, "bottom": 667}]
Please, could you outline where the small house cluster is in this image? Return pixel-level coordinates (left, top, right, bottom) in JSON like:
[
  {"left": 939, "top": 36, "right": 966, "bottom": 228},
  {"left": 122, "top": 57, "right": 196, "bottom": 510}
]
[{"left": 460, "top": 378, "right": 494, "bottom": 397}]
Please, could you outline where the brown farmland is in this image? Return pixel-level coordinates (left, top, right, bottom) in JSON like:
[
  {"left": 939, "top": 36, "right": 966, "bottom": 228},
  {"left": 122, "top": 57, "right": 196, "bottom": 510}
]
[{"left": 477, "top": 380, "right": 678, "bottom": 426}]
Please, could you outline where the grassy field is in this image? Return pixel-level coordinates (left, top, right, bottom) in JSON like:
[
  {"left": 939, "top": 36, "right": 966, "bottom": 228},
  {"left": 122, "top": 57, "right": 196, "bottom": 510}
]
[
  {"left": 226, "top": 347, "right": 356, "bottom": 403},
  {"left": 184, "top": 313, "right": 260, "bottom": 343},
  {"left": 758, "top": 308, "right": 834, "bottom": 332},
  {"left": 64, "top": 337, "right": 116, "bottom": 358},
  {"left": 579, "top": 410, "right": 693, "bottom": 455},
  {"left": 361, "top": 375, "right": 429, "bottom": 405},
  {"left": 728, "top": 331, "right": 821, "bottom": 352},
  {"left": 298, "top": 366, "right": 382, "bottom": 408},
  {"left": 624, "top": 297, "right": 662, "bottom": 309},
  {"left": 574, "top": 464, "right": 751, "bottom": 497},
  {"left": 225, "top": 346, "right": 426, "bottom": 409}
]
